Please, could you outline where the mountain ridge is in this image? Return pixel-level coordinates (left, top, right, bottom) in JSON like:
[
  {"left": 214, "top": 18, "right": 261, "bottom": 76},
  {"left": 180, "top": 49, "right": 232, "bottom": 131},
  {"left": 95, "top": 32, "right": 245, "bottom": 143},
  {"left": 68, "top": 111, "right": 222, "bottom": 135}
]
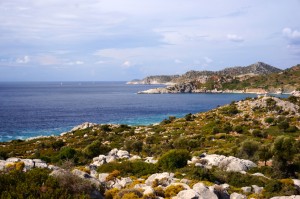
[{"left": 127, "top": 62, "right": 282, "bottom": 85}]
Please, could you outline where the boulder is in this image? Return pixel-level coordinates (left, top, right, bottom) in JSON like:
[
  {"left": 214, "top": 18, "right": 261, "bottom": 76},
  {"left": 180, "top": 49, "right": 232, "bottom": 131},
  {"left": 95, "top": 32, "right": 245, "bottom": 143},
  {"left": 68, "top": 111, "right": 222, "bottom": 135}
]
[
  {"left": 175, "top": 189, "right": 200, "bottom": 199},
  {"left": 48, "top": 165, "right": 60, "bottom": 170},
  {"left": 108, "top": 148, "right": 118, "bottom": 156},
  {"left": 241, "top": 186, "right": 251, "bottom": 193},
  {"left": 98, "top": 173, "right": 109, "bottom": 183},
  {"left": 70, "top": 122, "right": 97, "bottom": 131},
  {"left": 145, "top": 157, "right": 158, "bottom": 164},
  {"left": 251, "top": 172, "right": 268, "bottom": 178},
  {"left": 35, "top": 162, "right": 48, "bottom": 168},
  {"left": 192, "top": 183, "right": 218, "bottom": 199},
  {"left": 230, "top": 192, "right": 247, "bottom": 199},
  {"left": 252, "top": 185, "right": 263, "bottom": 194},
  {"left": 22, "top": 159, "right": 35, "bottom": 170},
  {"left": 72, "top": 169, "right": 91, "bottom": 179},
  {"left": 117, "top": 177, "right": 132, "bottom": 188},
  {"left": 145, "top": 172, "right": 175, "bottom": 186},
  {"left": 129, "top": 155, "right": 141, "bottom": 161},
  {"left": 201, "top": 154, "right": 257, "bottom": 172},
  {"left": 143, "top": 186, "right": 155, "bottom": 195},
  {"left": 6, "top": 157, "right": 21, "bottom": 162},
  {"left": 106, "top": 155, "right": 117, "bottom": 163},
  {"left": 271, "top": 196, "right": 300, "bottom": 199},
  {"left": 0, "top": 160, "right": 6, "bottom": 170},
  {"left": 293, "top": 179, "right": 300, "bottom": 189},
  {"left": 116, "top": 150, "right": 130, "bottom": 159}
]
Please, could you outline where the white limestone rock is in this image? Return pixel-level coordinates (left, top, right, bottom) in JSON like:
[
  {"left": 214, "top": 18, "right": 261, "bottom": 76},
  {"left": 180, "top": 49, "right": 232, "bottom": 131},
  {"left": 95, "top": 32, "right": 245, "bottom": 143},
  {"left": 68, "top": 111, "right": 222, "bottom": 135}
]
[
  {"left": 145, "top": 172, "right": 175, "bottom": 186},
  {"left": 175, "top": 189, "right": 200, "bottom": 199},
  {"left": 98, "top": 173, "right": 109, "bottom": 183},
  {"left": 230, "top": 192, "right": 247, "bottom": 199},
  {"left": 201, "top": 154, "right": 257, "bottom": 172},
  {"left": 70, "top": 122, "right": 97, "bottom": 132},
  {"left": 252, "top": 185, "right": 263, "bottom": 194},
  {"left": 129, "top": 155, "right": 142, "bottom": 161},
  {"left": 0, "top": 160, "right": 6, "bottom": 170},
  {"left": 145, "top": 157, "right": 158, "bottom": 164},
  {"left": 271, "top": 196, "right": 300, "bottom": 199},
  {"left": 192, "top": 183, "right": 218, "bottom": 199},
  {"left": 241, "top": 186, "right": 251, "bottom": 193},
  {"left": 117, "top": 150, "right": 130, "bottom": 159},
  {"left": 72, "top": 169, "right": 91, "bottom": 179},
  {"left": 6, "top": 157, "right": 21, "bottom": 162}
]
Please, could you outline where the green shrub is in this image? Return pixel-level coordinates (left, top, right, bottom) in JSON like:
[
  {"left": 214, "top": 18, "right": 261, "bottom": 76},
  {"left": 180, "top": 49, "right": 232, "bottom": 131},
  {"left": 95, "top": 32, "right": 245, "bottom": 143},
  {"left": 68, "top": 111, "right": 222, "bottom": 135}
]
[
  {"left": 165, "top": 185, "right": 185, "bottom": 197},
  {"left": 158, "top": 149, "right": 191, "bottom": 171},
  {"left": 97, "top": 161, "right": 158, "bottom": 177},
  {"left": 83, "top": 140, "right": 110, "bottom": 158},
  {"left": 265, "top": 117, "right": 274, "bottom": 124}
]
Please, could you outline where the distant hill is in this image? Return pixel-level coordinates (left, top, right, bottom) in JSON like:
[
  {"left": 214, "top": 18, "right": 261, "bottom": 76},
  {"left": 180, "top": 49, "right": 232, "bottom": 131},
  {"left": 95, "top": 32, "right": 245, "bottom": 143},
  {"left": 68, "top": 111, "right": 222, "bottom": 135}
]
[
  {"left": 127, "top": 62, "right": 282, "bottom": 85},
  {"left": 221, "top": 64, "right": 300, "bottom": 92},
  {"left": 133, "top": 63, "right": 300, "bottom": 94}
]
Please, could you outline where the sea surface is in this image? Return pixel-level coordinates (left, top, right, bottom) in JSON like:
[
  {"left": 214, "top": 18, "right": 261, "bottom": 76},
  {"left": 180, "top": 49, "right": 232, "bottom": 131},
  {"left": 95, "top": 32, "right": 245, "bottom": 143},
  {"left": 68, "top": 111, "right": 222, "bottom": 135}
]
[{"left": 0, "top": 82, "right": 286, "bottom": 142}]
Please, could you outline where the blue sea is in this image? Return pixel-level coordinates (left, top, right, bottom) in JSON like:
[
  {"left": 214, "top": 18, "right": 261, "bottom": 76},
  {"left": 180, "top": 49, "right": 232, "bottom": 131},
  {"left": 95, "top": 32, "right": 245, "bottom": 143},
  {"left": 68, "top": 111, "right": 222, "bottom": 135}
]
[{"left": 0, "top": 81, "right": 282, "bottom": 142}]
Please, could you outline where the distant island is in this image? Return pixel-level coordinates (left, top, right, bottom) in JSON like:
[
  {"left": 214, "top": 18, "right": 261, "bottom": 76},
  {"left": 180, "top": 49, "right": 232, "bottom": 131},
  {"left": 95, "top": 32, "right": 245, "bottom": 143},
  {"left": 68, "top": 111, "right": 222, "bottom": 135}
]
[{"left": 127, "top": 62, "right": 300, "bottom": 95}]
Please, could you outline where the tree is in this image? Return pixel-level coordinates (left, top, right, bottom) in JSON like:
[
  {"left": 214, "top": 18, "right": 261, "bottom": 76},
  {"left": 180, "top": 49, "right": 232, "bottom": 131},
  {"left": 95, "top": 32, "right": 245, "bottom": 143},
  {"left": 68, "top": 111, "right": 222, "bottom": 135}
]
[
  {"left": 238, "top": 139, "right": 259, "bottom": 160},
  {"left": 132, "top": 141, "right": 143, "bottom": 155},
  {"left": 272, "top": 136, "right": 297, "bottom": 177},
  {"left": 258, "top": 144, "right": 272, "bottom": 166}
]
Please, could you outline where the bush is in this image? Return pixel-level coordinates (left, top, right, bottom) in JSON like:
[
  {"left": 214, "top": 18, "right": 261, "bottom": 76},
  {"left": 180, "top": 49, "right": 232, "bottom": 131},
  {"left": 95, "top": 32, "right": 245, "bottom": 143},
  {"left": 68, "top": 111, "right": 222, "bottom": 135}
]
[
  {"left": 238, "top": 139, "right": 259, "bottom": 159},
  {"left": 164, "top": 185, "right": 185, "bottom": 197},
  {"left": 97, "top": 161, "right": 158, "bottom": 177},
  {"left": 0, "top": 168, "right": 92, "bottom": 198},
  {"left": 158, "top": 149, "right": 191, "bottom": 171},
  {"left": 265, "top": 117, "right": 274, "bottom": 124},
  {"left": 83, "top": 140, "right": 110, "bottom": 158},
  {"left": 234, "top": 125, "right": 243, "bottom": 133}
]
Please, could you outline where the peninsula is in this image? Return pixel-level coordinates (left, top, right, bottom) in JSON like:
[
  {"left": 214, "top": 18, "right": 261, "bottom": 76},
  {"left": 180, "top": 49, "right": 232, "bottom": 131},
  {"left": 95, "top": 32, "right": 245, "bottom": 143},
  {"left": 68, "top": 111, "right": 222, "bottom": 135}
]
[{"left": 128, "top": 62, "right": 300, "bottom": 95}]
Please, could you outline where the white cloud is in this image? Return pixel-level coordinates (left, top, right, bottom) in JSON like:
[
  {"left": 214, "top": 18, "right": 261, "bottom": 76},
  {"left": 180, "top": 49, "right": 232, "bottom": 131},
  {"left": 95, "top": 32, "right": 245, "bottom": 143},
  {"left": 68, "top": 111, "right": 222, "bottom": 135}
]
[
  {"left": 204, "top": 57, "right": 213, "bottom": 64},
  {"left": 66, "top": 60, "right": 84, "bottom": 65},
  {"left": 174, "top": 59, "right": 183, "bottom": 64},
  {"left": 282, "top": 28, "right": 300, "bottom": 42},
  {"left": 122, "top": 60, "right": 132, "bottom": 68},
  {"left": 16, "top": 56, "right": 30, "bottom": 64},
  {"left": 95, "top": 60, "right": 107, "bottom": 64},
  {"left": 227, "top": 34, "right": 244, "bottom": 42}
]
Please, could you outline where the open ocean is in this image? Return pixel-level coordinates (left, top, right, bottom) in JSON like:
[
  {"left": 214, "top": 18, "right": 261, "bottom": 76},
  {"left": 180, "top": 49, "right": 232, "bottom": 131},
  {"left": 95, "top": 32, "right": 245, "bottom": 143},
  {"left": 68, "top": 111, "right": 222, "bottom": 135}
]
[{"left": 0, "top": 81, "right": 284, "bottom": 142}]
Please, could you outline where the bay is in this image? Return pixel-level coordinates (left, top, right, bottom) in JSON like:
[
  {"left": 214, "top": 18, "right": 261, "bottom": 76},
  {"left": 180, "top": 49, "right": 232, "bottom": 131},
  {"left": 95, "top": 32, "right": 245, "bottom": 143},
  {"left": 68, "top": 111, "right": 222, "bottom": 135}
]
[{"left": 0, "top": 81, "right": 276, "bottom": 142}]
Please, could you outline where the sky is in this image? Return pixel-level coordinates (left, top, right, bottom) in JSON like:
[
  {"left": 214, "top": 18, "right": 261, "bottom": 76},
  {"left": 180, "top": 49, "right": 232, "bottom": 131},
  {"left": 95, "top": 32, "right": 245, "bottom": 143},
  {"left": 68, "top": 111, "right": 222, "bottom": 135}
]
[{"left": 0, "top": 0, "right": 300, "bottom": 81}]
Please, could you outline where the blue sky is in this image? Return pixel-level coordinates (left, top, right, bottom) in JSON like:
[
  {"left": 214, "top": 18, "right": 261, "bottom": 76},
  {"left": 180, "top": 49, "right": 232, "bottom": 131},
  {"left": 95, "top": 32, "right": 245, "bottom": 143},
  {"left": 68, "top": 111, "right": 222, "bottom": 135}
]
[{"left": 0, "top": 0, "right": 300, "bottom": 81}]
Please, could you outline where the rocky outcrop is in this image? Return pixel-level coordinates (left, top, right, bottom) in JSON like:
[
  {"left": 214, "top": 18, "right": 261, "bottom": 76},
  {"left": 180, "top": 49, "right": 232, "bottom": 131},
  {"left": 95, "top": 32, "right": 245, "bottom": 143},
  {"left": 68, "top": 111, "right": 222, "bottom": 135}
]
[
  {"left": 190, "top": 154, "right": 257, "bottom": 172},
  {"left": 0, "top": 157, "right": 58, "bottom": 171},
  {"left": 237, "top": 96, "right": 300, "bottom": 116},
  {"left": 70, "top": 122, "right": 97, "bottom": 132}
]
